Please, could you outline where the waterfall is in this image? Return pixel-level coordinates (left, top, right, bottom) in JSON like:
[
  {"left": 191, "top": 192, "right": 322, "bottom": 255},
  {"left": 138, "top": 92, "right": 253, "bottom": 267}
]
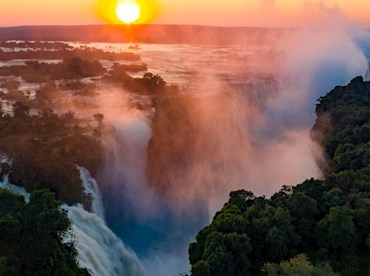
[
  {"left": 71, "top": 166, "right": 146, "bottom": 276},
  {"left": 67, "top": 205, "right": 146, "bottom": 276},
  {"left": 365, "top": 62, "right": 370, "bottom": 81},
  {"left": 0, "top": 175, "right": 30, "bottom": 202},
  {"left": 77, "top": 165, "right": 105, "bottom": 220},
  {"left": 0, "top": 167, "right": 146, "bottom": 276}
]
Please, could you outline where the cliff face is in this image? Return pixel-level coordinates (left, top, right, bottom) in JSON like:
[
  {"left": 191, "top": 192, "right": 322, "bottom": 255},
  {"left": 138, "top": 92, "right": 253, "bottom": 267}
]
[
  {"left": 146, "top": 93, "right": 251, "bottom": 206},
  {"left": 145, "top": 78, "right": 280, "bottom": 209}
]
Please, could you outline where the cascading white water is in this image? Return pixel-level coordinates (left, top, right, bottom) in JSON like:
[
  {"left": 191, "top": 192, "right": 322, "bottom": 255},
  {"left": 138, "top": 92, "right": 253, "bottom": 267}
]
[
  {"left": 365, "top": 63, "right": 370, "bottom": 81},
  {"left": 71, "top": 166, "right": 146, "bottom": 276},
  {"left": 0, "top": 167, "right": 146, "bottom": 276},
  {"left": 67, "top": 206, "right": 146, "bottom": 276},
  {"left": 77, "top": 165, "right": 105, "bottom": 220},
  {"left": 0, "top": 175, "right": 30, "bottom": 202},
  {"left": 100, "top": 113, "right": 196, "bottom": 275}
]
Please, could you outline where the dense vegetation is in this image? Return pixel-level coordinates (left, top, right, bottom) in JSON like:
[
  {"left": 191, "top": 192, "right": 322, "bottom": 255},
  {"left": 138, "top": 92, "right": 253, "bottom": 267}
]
[
  {"left": 105, "top": 64, "right": 175, "bottom": 95},
  {"left": 313, "top": 76, "right": 370, "bottom": 178},
  {"left": 0, "top": 58, "right": 106, "bottom": 82},
  {"left": 0, "top": 43, "right": 140, "bottom": 61},
  {"left": 0, "top": 102, "right": 102, "bottom": 206},
  {"left": 0, "top": 188, "right": 89, "bottom": 275},
  {"left": 0, "top": 41, "right": 73, "bottom": 50},
  {"left": 189, "top": 77, "right": 370, "bottom": 275},
  {"left": 263, "top": 254, "right": 338, "bottom": 275}
]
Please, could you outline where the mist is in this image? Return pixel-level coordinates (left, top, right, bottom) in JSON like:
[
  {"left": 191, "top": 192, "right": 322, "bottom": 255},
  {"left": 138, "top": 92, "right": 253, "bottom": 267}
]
[
  {"left": 1, "top": 0, "right": 370, "bottom": 275},
  {"left": 4, "top": 8, "right": 367, "bottom": 275},
  {"left": 83, "top": 22, "right": 370, "bottom": 276}
]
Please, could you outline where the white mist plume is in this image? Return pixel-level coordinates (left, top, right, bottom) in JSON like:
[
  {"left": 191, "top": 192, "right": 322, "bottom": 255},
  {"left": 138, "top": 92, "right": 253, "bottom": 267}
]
[
  {"left": 94, "top": 22, "right": 370, "bottom": 276},
  {"left": 143, "top": 23, "right": 369, "bottom": 215},
  {"left": 101, "top": 110, "right": 159, "bottom": 219}
]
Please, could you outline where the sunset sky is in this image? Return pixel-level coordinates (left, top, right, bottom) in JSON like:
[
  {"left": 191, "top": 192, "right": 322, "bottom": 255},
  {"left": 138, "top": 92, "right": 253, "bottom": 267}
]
[{"left": 1, "top": 0, "right": 370, "bottom": 27}]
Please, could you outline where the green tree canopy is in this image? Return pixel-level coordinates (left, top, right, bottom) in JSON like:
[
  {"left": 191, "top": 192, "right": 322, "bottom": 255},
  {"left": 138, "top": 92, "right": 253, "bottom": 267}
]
[{"left": 0, "top": 188, "right": 89, "bottom": 275}]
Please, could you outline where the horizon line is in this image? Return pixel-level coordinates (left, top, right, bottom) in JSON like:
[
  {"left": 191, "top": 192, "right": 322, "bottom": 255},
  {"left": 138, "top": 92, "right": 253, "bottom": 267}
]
[{"left": 0, "top": 23, "right": 295, "bottom": 30}]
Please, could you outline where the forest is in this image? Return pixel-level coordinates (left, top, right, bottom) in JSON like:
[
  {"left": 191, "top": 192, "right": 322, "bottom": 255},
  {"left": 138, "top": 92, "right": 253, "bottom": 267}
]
[
  {"left": 188, "top": 77, "right": 370, "bottom": 275},
  {"left": 0, "top": 39, "right": 369, "bottom": 274},
  {"left": 0, "top": 188, "right": 89, "bottom": 275},
  {"left": 0, "top": 102, "right": 102, "bottom": 206}
]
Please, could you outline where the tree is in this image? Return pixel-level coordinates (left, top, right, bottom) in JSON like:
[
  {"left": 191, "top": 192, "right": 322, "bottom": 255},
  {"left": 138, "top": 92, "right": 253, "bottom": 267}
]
[
  {"left": 263, "top": 254, "right": 338, "bottom": 276},
  {"left": 93, "top": 113, "right": 104, "bottom": 129},
  {"left": 13, "top": 102, "right": 30, "bottom": 118},
  {"left": 143, "top": 72, "right": 167, "bottom": 91},
  {"left": 316, "top": 206, "right": 359, "bottom": 255},
  {"left": 192, "top": 232, "right": 251, "bottom": 276},
  {"left": 189, "top": 77, "right": 370, "bottom": 275},
  {"left": 0, "top": 188, "right": 89, "bottom": 275}
]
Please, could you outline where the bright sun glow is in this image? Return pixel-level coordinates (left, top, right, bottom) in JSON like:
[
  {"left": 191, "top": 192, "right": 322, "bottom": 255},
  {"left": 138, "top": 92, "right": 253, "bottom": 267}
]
[{"left": 116, "top": 1, "right": 141, "bottom": 24}]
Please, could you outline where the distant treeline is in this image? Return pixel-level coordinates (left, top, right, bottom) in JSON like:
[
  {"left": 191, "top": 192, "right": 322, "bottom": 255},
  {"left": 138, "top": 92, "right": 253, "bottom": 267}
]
[
  {"left": 189, "top": 77, "right": 370, "bottom": 275},
  {"left": 0, "top": 45, "right": 140, "bottom": 61},
  {"left": 0, "top": 25, "right": 289, "bottom": 45},
  {"left": 0, "top": 40, "right": 73, "bottom": 50}
]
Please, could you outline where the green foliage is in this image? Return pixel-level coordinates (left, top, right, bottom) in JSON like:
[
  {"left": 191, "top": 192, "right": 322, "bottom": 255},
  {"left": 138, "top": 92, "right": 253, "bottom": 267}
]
[
  {"left": 0, "top": 43, "right": 139, "bottom": 62},
  {"left": 316, "top": 207, "right": 358, "bottom": 255},
  {"left": 263, "top": 254, "right": 338, "bottom": 276},
  {"left": 0, "top": 104, "right": 102, "bottom": 204},
  {"left": 105, "top": 64, "right": 176, "bottom": 95},
  {"left": 0, "top": 188, "right": 89, "bottom": 275},
  {"left": 190, "top": 231, "right": 251, "bottom": 276},
  {"left": 189, "top": 77, "right": 370, "bottom": 275},
  {"left": 314, "top": 76, "right": 370, "bottom": 176},
  {"left": 0, "top": 58, "right": 106, "bottom": 83}
]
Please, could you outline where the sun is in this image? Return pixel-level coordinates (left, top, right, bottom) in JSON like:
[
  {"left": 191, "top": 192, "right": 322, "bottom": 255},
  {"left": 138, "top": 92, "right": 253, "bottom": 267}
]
[
  {"left": 116, "top": 1, "right": 141, "bottom": 24},
  {"left": 98, "top": 0, "right": 158, "bottom": 25}
]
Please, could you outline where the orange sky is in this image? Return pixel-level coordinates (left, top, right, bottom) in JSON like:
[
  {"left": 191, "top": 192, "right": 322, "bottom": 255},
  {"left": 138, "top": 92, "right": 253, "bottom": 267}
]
[{"left": 0, "top": 0, "right": 369, "bottom": 27}]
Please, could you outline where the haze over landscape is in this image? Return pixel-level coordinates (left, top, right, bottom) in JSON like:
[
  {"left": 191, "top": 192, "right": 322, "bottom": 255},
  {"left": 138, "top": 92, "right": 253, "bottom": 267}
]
[
  {"left": 1, "top": 0, "right": 370, "bottom": 27},
  {"left": 0, "top": 1, "right": 370, "bottom": 276}
]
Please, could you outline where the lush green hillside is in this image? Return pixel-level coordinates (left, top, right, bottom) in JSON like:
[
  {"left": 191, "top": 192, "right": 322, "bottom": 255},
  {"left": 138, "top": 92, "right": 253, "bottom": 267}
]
[
  {"left": 189, "top": 77, "right": 370, "bottom": 275},
  {"left": 0, "top": 188, "right": 89, "bottom": 275},
  {"left": 0, "top": 103, "right": 102, "bottom": 206}
]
